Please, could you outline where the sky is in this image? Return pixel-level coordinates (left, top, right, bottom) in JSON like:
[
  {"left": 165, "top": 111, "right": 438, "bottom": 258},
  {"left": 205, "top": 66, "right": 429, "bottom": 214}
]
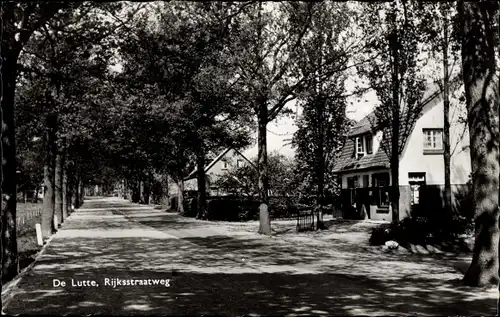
[{"left": 242, "top": 92, "right": 376, "bottom": 160}]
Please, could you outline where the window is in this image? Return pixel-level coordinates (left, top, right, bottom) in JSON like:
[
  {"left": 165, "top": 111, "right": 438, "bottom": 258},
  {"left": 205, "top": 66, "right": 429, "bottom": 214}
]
[
  {"left": 362, "top": 175, "right": 370, "bottom": 188},
  {"left": 423, "top": 129, "right": 443, "bottom": 151},
  {"left": 355, "top": 134, "right": 373, "bottom": 157},
  {"left": 378, "top": 188, "right": 390, "bottom": 208},
  {"left": 236, "top": 159, "right": 243, "bottom": 168},
  {"left": 366, "top": 135, "right": 373, "bottom": 154},
  {"left": 356, "top": 137, "right": 364, "bottom": 157},
  {"left": 347, "top": 176, "right": 359, "bottom": 188},
  {"left": 222, "top": 161, "right": 228, "bottom": 169},
  {"left": 372, "top": 173, "right": 390, "bottom": 208},
  {"left": 410, "top": 184, "right": 420, "bottom": 205},
  {"left": 372, "top": 173, "right": 390, "bottom": 187},
  {"left": 409, "top": 172, "right": 426, "bottom": 207},
  {"left": 347, "top": 176, "right": 358, "bottom": 205}
]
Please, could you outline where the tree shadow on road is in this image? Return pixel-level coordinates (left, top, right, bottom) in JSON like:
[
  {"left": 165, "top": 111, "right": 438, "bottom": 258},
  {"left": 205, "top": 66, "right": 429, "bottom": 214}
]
[{"left": 5, "top": 232, "right": 497, "bottom": 316}]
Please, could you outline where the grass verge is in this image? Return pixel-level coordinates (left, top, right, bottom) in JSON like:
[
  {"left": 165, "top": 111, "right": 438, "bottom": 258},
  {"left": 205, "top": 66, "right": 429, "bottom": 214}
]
[{"left": 1, "top": 203, "right": 44, "bottom": 286}]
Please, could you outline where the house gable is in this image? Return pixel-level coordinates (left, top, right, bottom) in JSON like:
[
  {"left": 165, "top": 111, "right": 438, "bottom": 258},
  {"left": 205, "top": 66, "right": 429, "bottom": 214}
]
[
  {"left": 184, "top": 147, "right": 255, "bottom": 182},
  {"left": 399, "top": 83, "right": 470, "bottom": 185},
  {"left": 333, "top": 76, "right": 464, "bottom": 176}
]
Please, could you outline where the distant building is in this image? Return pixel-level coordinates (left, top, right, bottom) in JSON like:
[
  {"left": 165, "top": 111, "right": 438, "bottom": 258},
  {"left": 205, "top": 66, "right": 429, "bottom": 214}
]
[{"left": 183, "top": 147, "right": 256, "bottom": 196}]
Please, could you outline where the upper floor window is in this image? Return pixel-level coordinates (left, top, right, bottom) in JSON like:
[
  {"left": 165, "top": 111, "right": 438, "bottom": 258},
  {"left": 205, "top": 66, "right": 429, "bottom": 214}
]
[
  {"left": 423, "top": 129, "right": 443, "bottom": 150},
  {"left": 222, "top": 160, "right": 228, "bottom": 169},
  {"left": 236, "top": 159, "right": 243, "bottom": 168},
  {"left": 366, "top": 135, "right": 373, "bottom": 154},
  {"left": 355, "top": 134, "right": 374, "bottom": 158},
  {"left": 356, "top": 137, "right": 364, "bottom": 156}
]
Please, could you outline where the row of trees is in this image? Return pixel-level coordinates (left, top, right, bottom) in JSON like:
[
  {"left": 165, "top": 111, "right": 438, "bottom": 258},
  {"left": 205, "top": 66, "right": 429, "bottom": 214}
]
[
  {"left": 1, "top": 1, "right": 145, "bottom": 295},
  {"left": 0, "top": 3, "right": 498, "bottom": 310}
]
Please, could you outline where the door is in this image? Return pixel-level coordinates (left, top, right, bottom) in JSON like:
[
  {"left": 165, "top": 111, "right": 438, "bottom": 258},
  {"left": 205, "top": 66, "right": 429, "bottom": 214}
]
[{"left": 409, "top": 172, "right": 426, "bottom": 218}]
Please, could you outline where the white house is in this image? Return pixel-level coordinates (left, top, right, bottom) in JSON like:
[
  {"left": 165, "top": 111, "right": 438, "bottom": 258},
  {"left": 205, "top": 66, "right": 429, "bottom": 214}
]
[
  {"left": 177, "top": 147, "right": 256, "bottom": 196},
  {"left": 333, "top": 80, "right": 471, "bottom": 221}
]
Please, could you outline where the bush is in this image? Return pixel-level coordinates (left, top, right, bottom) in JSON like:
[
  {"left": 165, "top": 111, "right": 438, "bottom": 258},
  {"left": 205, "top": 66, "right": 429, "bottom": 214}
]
[
  {"left": 206, "top": 196, "right": 260, "bottom": 221},
  {"left": 450, "top": 184, "right": 475, "bottom": 236},
  {"left": 269, "top": 196, "right": 299, "bottom": 219},
  {"left": 178, "top": 196, "right": 260, "bottom": 221},
  {"left": 370, "top": 217, "right": 434, "bottom": 246},
  {"left": 369, "top": 214, "right": 474, "bottom": 246},
  {"left": 369, "top": 224, "right": 392, "bottom": 245}
]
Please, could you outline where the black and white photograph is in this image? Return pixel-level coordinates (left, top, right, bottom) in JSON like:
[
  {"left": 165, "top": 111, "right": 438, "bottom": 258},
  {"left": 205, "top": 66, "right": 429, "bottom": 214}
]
[{"left": 0, "top": 0, "right": 499, "bottom": 315}]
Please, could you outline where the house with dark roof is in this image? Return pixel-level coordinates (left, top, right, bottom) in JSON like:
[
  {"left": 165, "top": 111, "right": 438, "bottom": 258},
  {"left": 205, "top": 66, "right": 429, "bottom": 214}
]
[
  {"left": 333, "top": 81, "right": 471, "bottom": 221},
  {"left": 183, "top": 147, "right": 256, "bottom": 196}
]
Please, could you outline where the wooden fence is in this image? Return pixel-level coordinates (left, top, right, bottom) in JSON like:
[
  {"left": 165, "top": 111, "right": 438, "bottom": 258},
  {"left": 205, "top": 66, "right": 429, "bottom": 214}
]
[{"left": 16, "top": 208, "right": 42, "bottom": 226}]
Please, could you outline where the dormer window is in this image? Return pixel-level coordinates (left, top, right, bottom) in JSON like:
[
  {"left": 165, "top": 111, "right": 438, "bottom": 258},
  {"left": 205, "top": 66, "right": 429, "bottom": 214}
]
[
  {"left": 366, "top": 134, "right": 373, "bottom": 154},
  {"left": 355, "top": 134, "right": 373, "bottom": 158},
  {"left": 356, "top": 136, "right": 365, "bottom": 156}
]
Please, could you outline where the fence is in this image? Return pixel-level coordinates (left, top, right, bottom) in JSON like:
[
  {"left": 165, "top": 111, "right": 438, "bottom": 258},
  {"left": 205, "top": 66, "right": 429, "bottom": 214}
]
[
  {"left": 16, "top": 208, "right": 42, "bottom": 226},
  {"left": 296, "top": 210, "right": 315, "bottom": 232}
]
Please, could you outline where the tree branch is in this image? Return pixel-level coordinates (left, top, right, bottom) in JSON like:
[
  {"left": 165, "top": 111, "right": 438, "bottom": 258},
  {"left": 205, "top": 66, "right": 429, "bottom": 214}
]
[{"left": 269, "top": 2, "right": 316, "bottom": 87}]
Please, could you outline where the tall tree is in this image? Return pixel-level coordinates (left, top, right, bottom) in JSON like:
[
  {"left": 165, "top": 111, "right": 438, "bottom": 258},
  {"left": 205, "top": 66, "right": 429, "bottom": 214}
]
[
  {"left": 116, "top": 2, "right": 253, "bottom": 218},
  {"left": 418, "top": 2, "right": 462, "bottom": 224},
  {"left": 293, "top": 84, "right": 349, "bottom": 228},
  {"left": 358, "top": 0, "right": 426, "bottom": 223},
  {"left": 54, "top": 146, "right": 63, "bottom": 225},
  {"left": 291, "top": 2, "right": 355, "bottom": 228},
  {"left": 459, "top": 0, "right": 499, "bottom": 287},
  {"left": 228, "top": 2, "right": 363, "bottom": 234},
  {"left": 41, "top": 111, "right": 57, "bottom": 238}
]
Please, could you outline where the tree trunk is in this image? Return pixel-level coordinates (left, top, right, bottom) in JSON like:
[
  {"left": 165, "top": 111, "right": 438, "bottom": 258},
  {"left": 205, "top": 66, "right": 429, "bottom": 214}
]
[
  {"left": 177, "top": 179, "right": 185, "bottom": 214},
  {"left": 62, "top": 161, "right": 68, "bottom": 220},
  {"left": 1, "top": 58, "right": 19, "bottom": 283},
  {"left": 71, "top": 177, "right": 78, "bottom": 211},
  {"left": 459, "top": 0, "right": 499, "bottom": 287},
  {"left": 144, "top": 178, "right": 151, "bottom": 205},
  {"left": 139, "top": 180, "right": 144, "bottom": 204},
  {"left": 72, "top": 170, "right": 80, "bottom": 209},
  {"left": 316, "top": 101, "right": 325, "bottom": 229},
  {"left": 162, "top": 176, "right": 169, "bottom": 208},
  {"left": 257, "top": 105, "right": 271, "bottom": 235},
  {"left": 123, "top": 179, "right": 127, "bottom": 200},
  {"left": 66, "top": 182, "right": 72, "bottom": 215},
  {"left": 196, "top": 142, "right": 207, "bottom": 219},
  {"left": 442, "top": 11, "right": 453, "bottom": 226},
  {"left": 78, "top": 179, "right": 84, "bottom": 207},
  {"left": 390, "top": 36, "right": 401, "bottom": 223},
  {"left": 34, "top": 187, "right": 39, "bottom": 203},
  {"left": 41, "top": 114, "right": 57, "bottom": 239},
  {"left": 54, "top": 149, "right": 63, "bottom": 225},
  {"left": 132, "top": 179, "right": 140, "bottom": 203}
]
